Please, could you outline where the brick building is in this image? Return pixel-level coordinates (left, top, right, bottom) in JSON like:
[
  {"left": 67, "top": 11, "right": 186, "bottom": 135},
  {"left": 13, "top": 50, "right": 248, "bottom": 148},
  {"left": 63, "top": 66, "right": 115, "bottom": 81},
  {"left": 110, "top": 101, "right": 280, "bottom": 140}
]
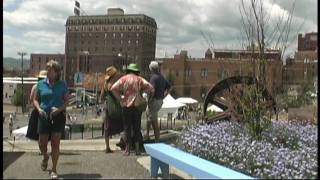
[
  {"left": 298, "top": 32, "right": 318, "bottom": 51},
  {"left": 64, "top": 8, "right": 157, "bottom": 87},
  {"left": 282, "top": 32, "right": 318, "bottom": 93},
  {"left": 29, "top": 54, "right": 65, "bottom": 77},
  {"left": 160, "top": 49, "right": 283, "bottom": 101}
]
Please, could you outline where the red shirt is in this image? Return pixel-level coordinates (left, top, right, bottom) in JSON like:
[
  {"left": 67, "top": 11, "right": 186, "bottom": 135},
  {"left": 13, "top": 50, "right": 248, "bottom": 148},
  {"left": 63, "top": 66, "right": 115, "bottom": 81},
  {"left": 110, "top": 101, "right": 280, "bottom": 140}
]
[{"left": 111, "top": 73, "right": 154, "bottom": 107}]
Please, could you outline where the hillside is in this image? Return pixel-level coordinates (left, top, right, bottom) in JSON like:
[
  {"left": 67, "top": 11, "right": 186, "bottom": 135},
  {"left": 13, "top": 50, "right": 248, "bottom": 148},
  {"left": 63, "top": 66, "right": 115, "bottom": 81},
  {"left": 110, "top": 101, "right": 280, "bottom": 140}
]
[{"left": 3, "top": 57, "right": 30, "bottom": 70}]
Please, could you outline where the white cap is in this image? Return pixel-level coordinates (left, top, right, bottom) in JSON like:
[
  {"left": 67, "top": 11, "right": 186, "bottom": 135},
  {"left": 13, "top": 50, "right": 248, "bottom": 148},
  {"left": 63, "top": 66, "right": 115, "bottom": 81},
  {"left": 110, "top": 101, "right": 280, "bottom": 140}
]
[{"left": 149, "top": 61, "right": 159, "bottom": 71}]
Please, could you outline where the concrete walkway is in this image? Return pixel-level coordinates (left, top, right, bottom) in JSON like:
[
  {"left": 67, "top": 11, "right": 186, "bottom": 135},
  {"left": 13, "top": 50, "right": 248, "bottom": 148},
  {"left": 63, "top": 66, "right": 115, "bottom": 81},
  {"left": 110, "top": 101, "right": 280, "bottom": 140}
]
[{"left": 3, "top": 130, "right": 193, "bottom": 179}]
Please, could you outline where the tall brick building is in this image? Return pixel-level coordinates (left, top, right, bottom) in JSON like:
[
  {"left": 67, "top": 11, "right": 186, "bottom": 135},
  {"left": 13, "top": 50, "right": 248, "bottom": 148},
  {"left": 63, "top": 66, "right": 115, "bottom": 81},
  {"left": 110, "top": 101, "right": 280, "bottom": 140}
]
[
  {"left": 29, "top": 54, "right": 65, "bottom": 77},
  {"left": 283, "top": 32, "right": 318, "bottom": 93},
  {"left": 160, "top": 49, "right": 283, "bottom": 101},
  {"left": 298, "top": 32, "right": 317, "bottom": 51},
  {"left": 64, "top": 8, "right": 157, "bottom": 86}
]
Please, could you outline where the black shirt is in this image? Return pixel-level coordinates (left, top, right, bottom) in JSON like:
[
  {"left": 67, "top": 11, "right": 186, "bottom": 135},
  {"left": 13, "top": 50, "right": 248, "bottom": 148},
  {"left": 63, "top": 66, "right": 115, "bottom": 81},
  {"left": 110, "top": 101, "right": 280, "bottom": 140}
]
[{"left": 150, "top": 72, "right": 171, "bottom": 100}]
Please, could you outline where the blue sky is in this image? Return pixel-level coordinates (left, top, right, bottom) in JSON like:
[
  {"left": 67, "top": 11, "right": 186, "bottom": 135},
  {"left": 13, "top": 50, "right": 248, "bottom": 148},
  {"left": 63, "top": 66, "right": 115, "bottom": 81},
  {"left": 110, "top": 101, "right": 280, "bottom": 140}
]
[{"left": 3, "top": 0, "right": 317, "bottom": 60}]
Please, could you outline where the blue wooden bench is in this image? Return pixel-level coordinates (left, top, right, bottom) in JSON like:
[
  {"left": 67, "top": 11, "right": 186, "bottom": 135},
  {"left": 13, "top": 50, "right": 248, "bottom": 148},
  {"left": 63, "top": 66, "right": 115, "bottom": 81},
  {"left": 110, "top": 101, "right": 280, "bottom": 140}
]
[{"left": 144, "top": 143, "right": 254, "bottom": 179}]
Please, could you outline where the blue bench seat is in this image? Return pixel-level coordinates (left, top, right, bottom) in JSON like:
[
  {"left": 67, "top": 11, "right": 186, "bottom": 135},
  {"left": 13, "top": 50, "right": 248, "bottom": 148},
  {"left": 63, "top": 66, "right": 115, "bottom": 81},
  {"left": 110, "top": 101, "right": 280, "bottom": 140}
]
[{"left": 144, "top": 143, "right": 253, "bottom": 179}]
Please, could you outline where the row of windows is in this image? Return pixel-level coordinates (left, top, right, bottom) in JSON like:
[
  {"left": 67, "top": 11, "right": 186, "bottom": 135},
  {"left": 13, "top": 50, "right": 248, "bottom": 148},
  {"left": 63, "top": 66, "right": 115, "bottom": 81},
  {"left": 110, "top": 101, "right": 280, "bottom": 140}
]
[
  {"left": 77, "top": 39, "right": 141, "bottom": 45},
  {"left": 76, "top": 32, "right": 142, "bottom": 40},
  {"left": 32, "top": 57, "right": 63, "bottom": 64},
  {"left": 68, "top": 17, "right": 156, "bottom": 27},
  {"left": 67, "top": 25, "right": 156, "bottom": 34},
  {"left": 69, "top": 45, "right": 141, "bottom": 53},
  {"left": 172, "top": 69, "right": 247, "bottom": 79}
]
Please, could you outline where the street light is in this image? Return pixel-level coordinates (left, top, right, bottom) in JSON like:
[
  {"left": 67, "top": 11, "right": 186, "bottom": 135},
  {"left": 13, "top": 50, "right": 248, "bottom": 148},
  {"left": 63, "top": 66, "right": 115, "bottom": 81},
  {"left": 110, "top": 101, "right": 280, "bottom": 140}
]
[{"left": 17, "top": 51, "right": 27, "bottom": 114}]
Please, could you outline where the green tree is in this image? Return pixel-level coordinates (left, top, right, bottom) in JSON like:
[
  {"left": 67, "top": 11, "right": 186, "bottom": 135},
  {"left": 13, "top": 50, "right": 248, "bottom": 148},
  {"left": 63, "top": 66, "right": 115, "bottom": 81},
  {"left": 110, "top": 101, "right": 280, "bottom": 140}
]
[
  {"left": 12, "top": 86, "right": 27, "bottom": 109},
  {"left": 238, "top": 0, "right": 297, "bottom": 139}
]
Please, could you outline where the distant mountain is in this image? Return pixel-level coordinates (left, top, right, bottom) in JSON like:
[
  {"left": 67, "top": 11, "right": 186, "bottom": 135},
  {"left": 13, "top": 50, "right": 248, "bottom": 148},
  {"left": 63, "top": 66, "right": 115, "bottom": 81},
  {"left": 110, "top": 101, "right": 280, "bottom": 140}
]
[{"left": 3, "top": 57, "right": 30, "bottom": 70}]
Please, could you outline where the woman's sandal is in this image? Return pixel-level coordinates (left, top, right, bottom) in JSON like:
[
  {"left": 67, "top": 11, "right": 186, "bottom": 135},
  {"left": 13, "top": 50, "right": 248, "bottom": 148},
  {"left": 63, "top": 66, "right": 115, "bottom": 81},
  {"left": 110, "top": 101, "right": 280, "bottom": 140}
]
[
  {"left": 50, "top": 171, "right": 58, "bottom": 179},
  {"left": 41, "top": 155, "right": 49, "bottom": 171}
]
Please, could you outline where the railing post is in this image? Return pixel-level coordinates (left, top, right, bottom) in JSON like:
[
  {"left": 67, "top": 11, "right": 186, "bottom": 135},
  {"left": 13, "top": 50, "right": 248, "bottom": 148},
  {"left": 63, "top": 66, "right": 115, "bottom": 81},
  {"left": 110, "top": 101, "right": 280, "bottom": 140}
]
[{"left": 92, "top": 124, "right": 94, "bottom": 138}]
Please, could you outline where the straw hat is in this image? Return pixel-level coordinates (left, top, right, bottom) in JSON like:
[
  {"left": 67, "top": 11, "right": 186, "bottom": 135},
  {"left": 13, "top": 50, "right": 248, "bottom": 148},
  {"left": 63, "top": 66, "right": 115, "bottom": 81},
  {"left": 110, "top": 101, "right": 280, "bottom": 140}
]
[
  {"left": 105, "top": 66, "right": 117, "bottom": 81},
  {"left": 37, "top": 70, "right": 47, "bottom": 79}
]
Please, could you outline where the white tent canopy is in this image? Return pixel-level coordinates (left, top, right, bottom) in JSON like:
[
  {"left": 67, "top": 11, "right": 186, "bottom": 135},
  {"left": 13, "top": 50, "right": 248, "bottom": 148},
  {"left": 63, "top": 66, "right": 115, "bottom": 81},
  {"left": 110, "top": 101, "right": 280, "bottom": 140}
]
[
  {"left": 176, "top": 97, "right": 198, "bottom": 104},
  {"left": 207, "top": 104, "right": 224, "bottom": 112},
  {"left": 162, "top": 94, "right": 186, "bottom": 108},
  {"left": 158, "top": 94, "right": 186, "bottom": 118}
]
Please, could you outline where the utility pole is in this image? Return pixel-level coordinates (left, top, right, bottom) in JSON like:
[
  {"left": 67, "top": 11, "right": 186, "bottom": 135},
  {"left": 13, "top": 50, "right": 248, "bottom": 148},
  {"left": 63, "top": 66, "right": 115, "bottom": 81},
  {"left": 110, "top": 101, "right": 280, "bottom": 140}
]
[{"left": 18, "top": 51, "right": 27, "bottom": 114}]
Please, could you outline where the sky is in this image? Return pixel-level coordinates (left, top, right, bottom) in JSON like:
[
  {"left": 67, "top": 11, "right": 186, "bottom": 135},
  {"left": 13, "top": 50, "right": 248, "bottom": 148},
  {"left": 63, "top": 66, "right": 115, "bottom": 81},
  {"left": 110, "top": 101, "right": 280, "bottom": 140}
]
[{"left": 3, "top": 0, "right": 317, "bottom": 60}]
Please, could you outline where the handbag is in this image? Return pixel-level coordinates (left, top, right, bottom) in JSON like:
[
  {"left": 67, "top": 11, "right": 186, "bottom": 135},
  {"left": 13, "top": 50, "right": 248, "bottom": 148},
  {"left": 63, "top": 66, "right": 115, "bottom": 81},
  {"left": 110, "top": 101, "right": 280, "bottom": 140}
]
[
  {"left": 105, "top": 91, "right": 123, "bottom": 121},
  {"left": 134, "top": 92, "right": 147, "bottom": 112},
  {"left": 26, "top": 108, "right": 39, "bottom": 140}
]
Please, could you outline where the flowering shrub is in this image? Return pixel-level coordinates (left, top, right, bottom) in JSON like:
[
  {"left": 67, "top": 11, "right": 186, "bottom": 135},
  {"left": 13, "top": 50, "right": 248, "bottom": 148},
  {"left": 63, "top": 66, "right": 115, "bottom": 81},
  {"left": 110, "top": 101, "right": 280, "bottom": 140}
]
[{"left": 176, "top": 120, "right": 318, "bottom": 179}]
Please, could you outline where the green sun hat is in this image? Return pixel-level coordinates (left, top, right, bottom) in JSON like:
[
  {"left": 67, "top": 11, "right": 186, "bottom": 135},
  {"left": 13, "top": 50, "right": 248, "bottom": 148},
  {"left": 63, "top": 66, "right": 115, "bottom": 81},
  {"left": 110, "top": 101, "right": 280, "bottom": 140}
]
[{"left": 126, "top": 63, "right": 140, "bottom": 72}]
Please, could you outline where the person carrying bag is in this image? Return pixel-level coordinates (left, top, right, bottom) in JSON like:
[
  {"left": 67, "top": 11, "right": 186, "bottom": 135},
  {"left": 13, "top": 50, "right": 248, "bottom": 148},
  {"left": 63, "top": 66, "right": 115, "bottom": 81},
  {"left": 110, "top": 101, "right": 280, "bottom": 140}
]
[{"left": 26, "top": 70, "right": 47, "bottom": 140}]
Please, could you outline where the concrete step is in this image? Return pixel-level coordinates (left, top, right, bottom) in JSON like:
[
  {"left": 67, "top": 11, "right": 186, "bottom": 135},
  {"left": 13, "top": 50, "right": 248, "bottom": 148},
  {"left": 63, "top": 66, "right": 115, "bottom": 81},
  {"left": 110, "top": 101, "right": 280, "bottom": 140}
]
[{"left": 3, "top": 130, "right": 179, "bottom": 152}]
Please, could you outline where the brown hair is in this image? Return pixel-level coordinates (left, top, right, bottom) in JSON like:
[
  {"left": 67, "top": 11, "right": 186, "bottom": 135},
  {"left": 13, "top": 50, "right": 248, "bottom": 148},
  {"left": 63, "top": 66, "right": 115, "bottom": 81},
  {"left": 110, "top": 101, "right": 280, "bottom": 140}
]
[{"left": 46, "top": 60, "right": 62, "bottom": 80}]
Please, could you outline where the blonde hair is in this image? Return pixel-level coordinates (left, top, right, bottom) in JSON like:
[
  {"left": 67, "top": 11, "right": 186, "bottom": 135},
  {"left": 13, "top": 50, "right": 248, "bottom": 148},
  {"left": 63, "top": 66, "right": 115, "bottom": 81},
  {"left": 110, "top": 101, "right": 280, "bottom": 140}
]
[{"left": 46, "top": 60, "right": 62, "bottom": 80}]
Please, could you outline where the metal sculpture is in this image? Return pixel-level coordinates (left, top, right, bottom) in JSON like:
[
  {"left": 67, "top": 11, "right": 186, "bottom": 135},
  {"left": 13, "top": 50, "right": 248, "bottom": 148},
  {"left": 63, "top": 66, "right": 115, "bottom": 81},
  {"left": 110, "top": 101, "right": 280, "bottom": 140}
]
[{"left": 203, "top": 76, "right": 277, "bottom": 122}]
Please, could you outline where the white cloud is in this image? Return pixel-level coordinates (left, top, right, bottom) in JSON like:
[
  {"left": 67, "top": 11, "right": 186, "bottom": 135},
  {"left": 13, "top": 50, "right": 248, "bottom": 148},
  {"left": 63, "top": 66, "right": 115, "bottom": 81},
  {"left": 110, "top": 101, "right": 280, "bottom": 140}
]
[{"left": 3, "top": 0, "right": 317, "bottom": 59}]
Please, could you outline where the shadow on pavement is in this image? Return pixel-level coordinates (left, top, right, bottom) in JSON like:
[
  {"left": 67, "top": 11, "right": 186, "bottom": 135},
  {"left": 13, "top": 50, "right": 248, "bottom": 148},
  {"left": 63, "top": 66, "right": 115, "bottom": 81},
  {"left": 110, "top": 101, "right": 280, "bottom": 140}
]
[
  {"left": 3, "top": 152, "right": 25, "bottom": 171},
  {"left": 59, "top": 173, "right": 102, "bottom": 179},
  {"left": 158, "top": 173, "right": 184, "bottom": 179},
  {"left": 60, "top": 152, "right": 82, "bottom": 156}
]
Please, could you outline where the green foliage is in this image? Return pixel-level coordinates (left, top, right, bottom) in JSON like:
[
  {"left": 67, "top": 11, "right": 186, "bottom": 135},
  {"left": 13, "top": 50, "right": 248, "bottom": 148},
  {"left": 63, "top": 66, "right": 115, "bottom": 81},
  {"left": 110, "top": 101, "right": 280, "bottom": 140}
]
[
  {"left": 276, "top": 79, "right": 316, "bottom": 109},
  {"left": 206, "top": 110, "right": 216, "bottom": 119},
  {"left": 238, "top": 84, "right": 272, "bottom": 140},
  {"left": 12, "top": 86, "right": 26, "bottom": 107}
]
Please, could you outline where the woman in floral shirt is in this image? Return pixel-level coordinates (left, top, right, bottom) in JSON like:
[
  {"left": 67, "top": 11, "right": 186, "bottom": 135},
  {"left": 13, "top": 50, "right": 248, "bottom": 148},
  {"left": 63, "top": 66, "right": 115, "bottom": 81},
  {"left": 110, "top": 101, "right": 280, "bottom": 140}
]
[{"left": 111, "top": 63, "right": 154, "bottom": 155}]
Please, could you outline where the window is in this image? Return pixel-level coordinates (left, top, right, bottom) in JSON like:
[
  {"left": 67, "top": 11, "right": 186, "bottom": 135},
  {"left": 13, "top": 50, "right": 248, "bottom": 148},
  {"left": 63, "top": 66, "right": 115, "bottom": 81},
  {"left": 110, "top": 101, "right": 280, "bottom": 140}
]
[
  {"left": 120, "top": 33, "right": 123, "bottom": 38},
  {"left": 136, "top": 40, "right": 139, "bottom": 45},
  {"left": 201, "top": 68, "right": 208, "bottom": 78},
  {"left": 5, "top": 93, "right": 7, "bottom": 98},
  {"left": 185, "top": 68, "right": 192, "bottom": 78},
  {"left": 105, "top": 33, "right": 107, "bottom": 38},
  {"left": 113, "top": 33, "right": 116, "bottom": 38},
  {"left": 136, "top": 33, "right": 139, "bottom": 37},
  {"left": 175, "top": 70, "right": 179, "bottom": 77},
  {"left": 218, "top": 68, "right": 226, "bottom": 80},
  {"left": 128, "top": 40, "right": 131, "bottom": 44}
]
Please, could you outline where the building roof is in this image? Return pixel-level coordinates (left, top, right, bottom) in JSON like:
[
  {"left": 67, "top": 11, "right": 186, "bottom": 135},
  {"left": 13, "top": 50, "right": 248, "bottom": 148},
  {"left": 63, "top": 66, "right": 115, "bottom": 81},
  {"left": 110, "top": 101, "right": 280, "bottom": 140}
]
[{"left": 3, "top": 80, "right": 37, "bottom": 84}]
